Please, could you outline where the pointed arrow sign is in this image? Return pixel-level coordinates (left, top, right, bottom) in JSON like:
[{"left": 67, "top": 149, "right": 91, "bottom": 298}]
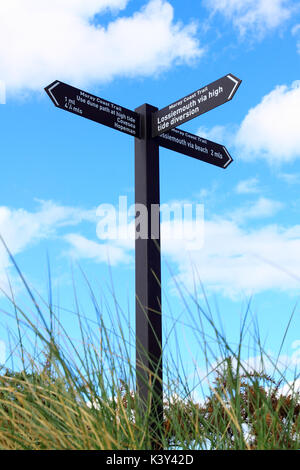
[
  {"left": 158, "top": 127, "right": 232, "bottom": 168},
  {"left": 152, "top": 73, "right": 241, "bottom": 138},
  {"left": 45, "top": 81, "right": 141, "bottom": 138}
]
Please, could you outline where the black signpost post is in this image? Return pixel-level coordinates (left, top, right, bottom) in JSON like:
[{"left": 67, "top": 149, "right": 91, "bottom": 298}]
[
  {"left": 45, "top": 73, "right": 241, "bottom": 449},
  {"left": 134, "top": 104, "right": 163, "bottom": 447}
]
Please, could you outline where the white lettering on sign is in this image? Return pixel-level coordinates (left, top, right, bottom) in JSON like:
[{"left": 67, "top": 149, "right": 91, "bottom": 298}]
[
  {"left": 157, "top": 100, "right": 198, "bottom": 124},
  {"left": 75, "top": 91, "right": 138, "bottom": 134},
  {"left": 65, "top": 97, "right": 83, "bottom": 114},
  {"left": 153, "top": 74, "right": 239, "bottom": 138},
  {"left": 114, "top": 122, "right": 136, "bottom": 134},
  {"left": 160, "top": 132, "right": 187, "bottom": 147},
  {"left": 160, "top": 127, "right": 226, "bottom": 160},
  {"left": 156, "top": 85, "right": 225, "bottom": 134},
  {"left": 157, "top": 101, "right": 199, "bottom": 133},
  {"left": 196, "top": 144, "right": 208, "bottom": 154},
  {"left": 160, "top": 130, "right": 210, "bottom": 156},
  {"left": 208, "top": 86, "right": 223, "bottom": 99},
  {"left": 45, "top": 81, "right": 141, "bottom": 137},
  {"left": 197, "top": 86, "right": 208, "bottom": 95}
]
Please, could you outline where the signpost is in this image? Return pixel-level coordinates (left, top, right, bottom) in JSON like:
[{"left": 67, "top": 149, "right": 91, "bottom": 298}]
[
  {"left": 45, "top": 81, "right": 140, "bottom": 137},
  {"left": 158, "top": 127, "right": 233, "bottom": 169},
  {"left": 45, "top": 73, "right": 241, "bottom": 449},
  {"left": 152, "top": 74, "right": 241, "bottom": 138}
]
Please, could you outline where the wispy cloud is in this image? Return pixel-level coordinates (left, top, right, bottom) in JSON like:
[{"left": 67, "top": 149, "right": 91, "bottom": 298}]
[
  {"left": 3, "top": 198, "right": 300, "bottom": 300},
  {"left": 166, "top": 218, "right": 300, "bottom": 299},
  {"left": 197, "top": 124, "right": 236, "bottom": 146},
  {"left": 0, "top": 200, "right": 96, "bottom": 293},
  {"left": 204, "top": 0, "right": 294, "bottom": 38},
  {"left": 292, "top": 22, "right": 300, "bottom": 53},
  {"left": 235, "top": 177, "right": 261, "bottom": 194},
  {"left": 278, "top": 173, "right": 300, "bottom": 184},
  {"left": 64, "top": 233, "right": 133, "bottom": 266},
  {"left": 0, "top": 80, "right": 5, "bottom": 104},
  {"left": 230, "top": 197, "right": 284, "bottom": 223},
  {"left": 62, "top": 197, "right": 300, "bottom": 299},
  {"left": 0, "top": 0, "right": 203, "bottom": 94}
]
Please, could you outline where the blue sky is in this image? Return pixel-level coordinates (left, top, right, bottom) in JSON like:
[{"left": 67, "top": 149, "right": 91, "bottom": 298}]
[{"left": 0, "top": 0, "right": 300, "bottom": 393}]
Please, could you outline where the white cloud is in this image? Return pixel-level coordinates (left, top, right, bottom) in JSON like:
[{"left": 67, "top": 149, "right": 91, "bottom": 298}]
[
  {"left": 3, "top": 198, "right": 300, "bottom": 300},
  {"left": 197, "top": 81, "right": 300, "bottom": 165},
  {"left": 0, "top": 0, "right": 203, "bottom": 94},
  {"left": 0, "top": 200, "right": 91, "bottom": 256},
  {"left": 218, "top": 353, "right": 299, "bottom": 379},
  {"left": 277, "top": 340, "right": 300, "bottom": 394},
  {"left": 292, "top": 23, "right": 300, "bottom": 53},
  {"left": 0, "top": 200, "right": 95, "bottom": 292},
  {"left": 65, "top": 233, "right": 133, "bottom": 266},
  {"left": 279, "top": 378, "right": 300, "bottom": 395},
  {"left": 291, "top": 23, "right": 300, "bottom": 35},
  {"left": 197, "top": 124, "right": 235, "bottom": 145},
  {"left": 0, "top": 80, "right": 5, "bottom": 104},
  {"left": 59, "top": 197, "right": 300, "bottom": 298},
  {"left": 163, "top": 217, "right": 300, "bottom": 298},
  {"left": 278, "top": 173, "right": 300, "bottom": 184},
  {"left": 191, "top": 347, "right": 300, "bottom": 397},
  {"left": 64, "top": 209, "right": 205, "bottom": 266},
  {"left": 205, "top": 0, "right": 294, "bottom": 37},
  {"left": 235, "top": 177, "right": 260, "bottom": 194},
  {"left": 236, "top": 81, "right": 300, "bottom": 163},
  {"left": 230, "top": 197, "right": 284, "bottom": 222}
]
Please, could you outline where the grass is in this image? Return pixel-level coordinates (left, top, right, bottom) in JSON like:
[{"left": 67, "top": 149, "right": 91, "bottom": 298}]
[{"left": 0, "top": 252, "right": 299, "bottom": 449}]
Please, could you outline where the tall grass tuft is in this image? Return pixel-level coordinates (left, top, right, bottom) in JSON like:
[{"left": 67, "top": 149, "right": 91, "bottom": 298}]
[{"left": 0, "top": 252, "right": 299, "bottom": 449}]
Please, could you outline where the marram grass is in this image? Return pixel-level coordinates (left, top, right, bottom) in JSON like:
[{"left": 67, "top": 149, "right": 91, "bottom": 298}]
[{"left": 0, "top": 256, "right": 299, "bottom": 449}]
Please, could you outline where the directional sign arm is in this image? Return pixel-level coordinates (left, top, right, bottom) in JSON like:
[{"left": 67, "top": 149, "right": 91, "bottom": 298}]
[
  {"left": 152, "top": 73, "right": 242, "bottom": 137},
  {"left": 157, "top": 127, "right": 233, "bottom": 169},
  {"left": 45, "top": 80, "right": 141, "bottom": 138}
]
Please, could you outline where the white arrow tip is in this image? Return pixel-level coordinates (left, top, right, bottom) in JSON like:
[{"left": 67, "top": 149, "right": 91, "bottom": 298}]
[
  {"left": 45, "top": 81, "right": 60, "bottom": 106},
  {"left": 223, "top": 146, "right": 233, "bottom": 168},
  {"left": 227, "top": 74, "right": 241, "bottom": 101}
]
